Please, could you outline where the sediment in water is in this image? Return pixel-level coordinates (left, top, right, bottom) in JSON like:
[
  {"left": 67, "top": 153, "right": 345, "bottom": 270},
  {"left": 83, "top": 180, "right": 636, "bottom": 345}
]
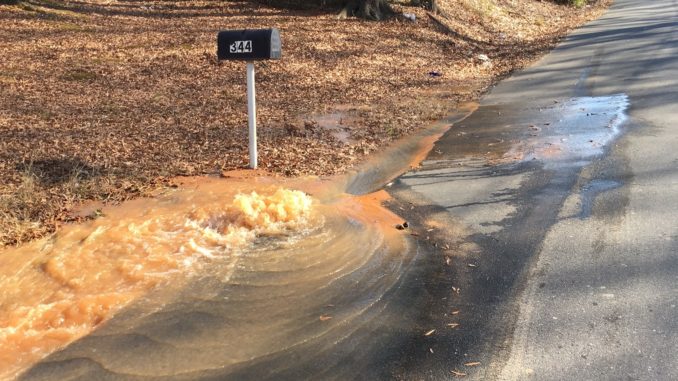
[{"left": 2, "top": 104, "right": 479, "bottom": 380}]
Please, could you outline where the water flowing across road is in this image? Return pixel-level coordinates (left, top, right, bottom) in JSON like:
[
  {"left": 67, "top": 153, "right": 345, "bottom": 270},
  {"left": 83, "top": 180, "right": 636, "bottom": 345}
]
[
  {"left": 0, "top": 177, "right": 406, "bottom": 380},
  {"left": 1, "top": 104, "right": 478, "bottom": 381}
]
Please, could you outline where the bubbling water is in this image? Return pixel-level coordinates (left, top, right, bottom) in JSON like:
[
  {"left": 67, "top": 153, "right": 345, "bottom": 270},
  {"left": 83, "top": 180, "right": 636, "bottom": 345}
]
[{"left": 0, "top": 184, "right": 315, "bottom": 380}]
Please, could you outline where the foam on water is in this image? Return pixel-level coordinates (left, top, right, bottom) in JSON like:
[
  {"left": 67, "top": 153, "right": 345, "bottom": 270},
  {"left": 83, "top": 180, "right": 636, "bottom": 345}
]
[{"left": 0, "top": 184, "right": 316, "bottom": 380}]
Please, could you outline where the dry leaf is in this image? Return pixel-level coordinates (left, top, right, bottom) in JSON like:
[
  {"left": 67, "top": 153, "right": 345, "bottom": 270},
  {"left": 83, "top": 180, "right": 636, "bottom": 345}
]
[{"left": 451, "top": 369, "right": 467, "bottom": 377}]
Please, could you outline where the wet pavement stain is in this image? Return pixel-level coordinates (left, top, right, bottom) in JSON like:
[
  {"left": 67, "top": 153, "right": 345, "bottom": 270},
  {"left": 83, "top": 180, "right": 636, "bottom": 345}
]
[
  {"left": 390, "top": 94, "right": 633, "bottom": 379},
  {"left": 427, "top": 94, "right": 629, "bottom": 168},
  {"left": 579, "top": 179, "right": 623, "bottom": 219}
]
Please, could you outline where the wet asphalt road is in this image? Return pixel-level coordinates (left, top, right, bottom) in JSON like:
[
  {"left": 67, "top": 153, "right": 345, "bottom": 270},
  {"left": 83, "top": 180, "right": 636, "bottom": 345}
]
[{"left": 392, "top": 0, "right": 678, "bottom": 379}]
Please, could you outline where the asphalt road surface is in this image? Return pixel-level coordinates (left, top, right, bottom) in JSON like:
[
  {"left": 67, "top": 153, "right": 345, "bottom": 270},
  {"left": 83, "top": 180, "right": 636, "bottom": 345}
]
[{"left": 392, "top": 0, "right": 678, "bottom": 379}]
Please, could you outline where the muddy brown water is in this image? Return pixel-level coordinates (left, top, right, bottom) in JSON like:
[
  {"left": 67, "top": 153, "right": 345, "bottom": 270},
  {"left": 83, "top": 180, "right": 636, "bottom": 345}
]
[
  {"left": 0, "top": 105, "right": 477, "bottom": 380},
  {"left": 0, "top": 177, "right": 407, "bottom": 380},
  {"left": 0, "top": 179, "right": 320, "bottom": 378}
]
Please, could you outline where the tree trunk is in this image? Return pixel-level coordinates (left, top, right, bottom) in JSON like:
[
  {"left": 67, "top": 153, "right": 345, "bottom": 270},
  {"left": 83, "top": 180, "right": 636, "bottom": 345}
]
[
  {"left": 342, "top": 0, "right": 394, "bottom": 20},
  {"left": 407, "top": 0, "right": 437, "bottom": 12},
  {"left": 262, "top": 0, "right": 395, "bottom": 21},
  {"left": 360, "top": 0, "right": 394, "bottom": 20},
  {"left": 428, "top": 0, "right": 438, "bottom": 14}
]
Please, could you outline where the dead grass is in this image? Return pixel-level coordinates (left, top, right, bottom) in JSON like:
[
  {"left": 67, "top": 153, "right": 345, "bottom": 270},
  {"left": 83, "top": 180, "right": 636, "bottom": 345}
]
[{"left": 0, "top": 0, "right": 610, "bottom": 246}]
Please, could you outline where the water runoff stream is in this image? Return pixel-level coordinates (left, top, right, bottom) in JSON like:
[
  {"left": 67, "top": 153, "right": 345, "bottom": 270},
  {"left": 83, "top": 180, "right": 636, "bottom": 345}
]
[
  {"left": 0, "top": 93, "right": 627, "bottom": 380},
  {"left": 0, "top": 105, "right": 477, "bottom": 381}
]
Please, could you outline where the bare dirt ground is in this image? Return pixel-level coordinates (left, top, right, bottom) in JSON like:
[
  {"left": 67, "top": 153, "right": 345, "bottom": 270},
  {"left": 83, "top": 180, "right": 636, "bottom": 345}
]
[{"left": 0, "top": 0, "right": 610, "bottom": 246}]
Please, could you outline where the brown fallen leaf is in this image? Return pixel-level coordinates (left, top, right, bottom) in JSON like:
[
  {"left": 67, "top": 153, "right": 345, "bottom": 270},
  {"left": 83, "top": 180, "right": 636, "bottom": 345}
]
[
  {"left": 319, "top": 315, "right": 332, "bottom": 321},
  {"left": 424, "top": 329, "right": 436, "bottom": 336},
  {"left": 464, "top": 362, "right": 481, "bottom": 367},
  {"left": 451, "top": 369, "right": 467, "bottom": 377}
]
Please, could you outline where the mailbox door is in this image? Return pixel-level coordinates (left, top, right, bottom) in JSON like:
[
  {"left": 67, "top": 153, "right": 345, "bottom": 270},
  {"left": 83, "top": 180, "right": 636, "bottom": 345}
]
[{"left": 217, "top": 28, "right": 281, "bottom": 61}]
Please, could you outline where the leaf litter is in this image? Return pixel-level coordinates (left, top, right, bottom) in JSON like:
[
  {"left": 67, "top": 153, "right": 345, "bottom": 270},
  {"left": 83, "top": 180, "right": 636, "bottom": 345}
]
[{"left": 0, "top": 0, "right": 610, "bottom": 246}]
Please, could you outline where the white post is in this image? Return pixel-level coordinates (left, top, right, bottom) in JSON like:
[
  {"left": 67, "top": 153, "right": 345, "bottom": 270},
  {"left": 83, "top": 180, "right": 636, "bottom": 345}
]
[{"left": 246, "top": 62, "right": 257, "bottom": 169}]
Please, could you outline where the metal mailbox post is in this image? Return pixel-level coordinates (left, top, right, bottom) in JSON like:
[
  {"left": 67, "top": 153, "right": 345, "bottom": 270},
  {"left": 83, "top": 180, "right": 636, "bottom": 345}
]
[{"left": 217, "top": 28, "right": 281, "bottom": 169}]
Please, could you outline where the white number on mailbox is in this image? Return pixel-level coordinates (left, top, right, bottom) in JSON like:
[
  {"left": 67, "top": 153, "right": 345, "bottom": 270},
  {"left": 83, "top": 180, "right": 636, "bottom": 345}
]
[{"left": 230, "top": 40, "right": 253, "bottom": 54}]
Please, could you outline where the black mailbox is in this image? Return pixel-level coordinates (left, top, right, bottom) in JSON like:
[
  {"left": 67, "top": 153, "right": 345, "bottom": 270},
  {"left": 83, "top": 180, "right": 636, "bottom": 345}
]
[{"left": 217, "top": 28, "right": 281, "bottom": 61}]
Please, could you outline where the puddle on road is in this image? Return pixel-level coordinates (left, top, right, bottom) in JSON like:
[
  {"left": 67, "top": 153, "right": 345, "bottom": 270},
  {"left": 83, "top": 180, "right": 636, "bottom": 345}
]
[
  {"left": 502, "top": 94, "right": 629, "bottom": 167},
  {"left": 428, "top": 94, "right": 629, "bottom": 169},
  {"left": 406, "top": 94, "right": 630, "bottom": 234}
]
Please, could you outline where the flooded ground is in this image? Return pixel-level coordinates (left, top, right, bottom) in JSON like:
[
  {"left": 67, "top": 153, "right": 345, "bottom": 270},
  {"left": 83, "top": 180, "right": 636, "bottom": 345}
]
[
  {"left": 0, "top": 176, "right": 407, "bottom": 380},
  {"left": 0, "top": 94, "right": 630, "bottom": 379},
  {"left": 0, "top": 177, "right": 317, "bottom": 378},
  {"left": 0, "top": 104, "right": 478, "bottom": 380}
]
